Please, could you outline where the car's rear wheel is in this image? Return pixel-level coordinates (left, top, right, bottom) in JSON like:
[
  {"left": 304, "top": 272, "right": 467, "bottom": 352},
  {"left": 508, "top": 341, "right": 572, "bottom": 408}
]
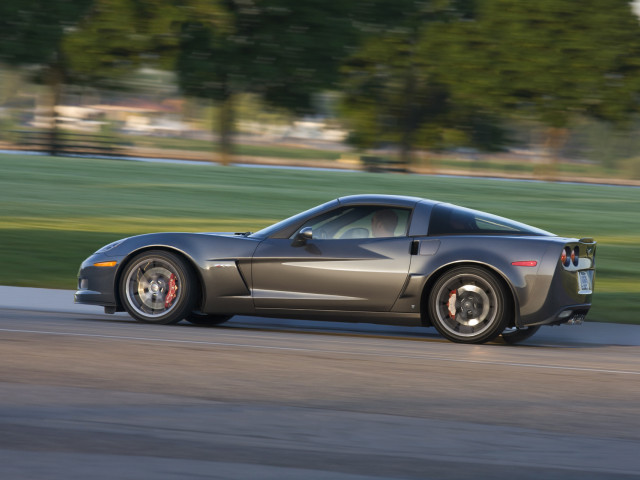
[
  {"left": 120, "top": 250, "right": 196, "bottom": 325},
  {"left": 185, "top": 312, "right": 231, "bottom": 326},
  {"left": 428, "top": 266, "right": 510, "bottom": 344},
  {"left": 501, "top": 325, "right": 540, "bottom": 344}
]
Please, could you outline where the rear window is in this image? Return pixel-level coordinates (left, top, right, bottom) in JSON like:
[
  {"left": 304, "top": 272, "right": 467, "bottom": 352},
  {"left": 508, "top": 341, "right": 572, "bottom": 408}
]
[{"left": 428, "top": 204, "right": 550, "bottom": 236}]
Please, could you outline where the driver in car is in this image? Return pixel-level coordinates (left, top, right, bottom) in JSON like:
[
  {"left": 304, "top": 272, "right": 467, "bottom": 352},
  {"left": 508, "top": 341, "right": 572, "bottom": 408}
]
[{"left": 371, "top": 209, "right": 398, "bottom": 237}]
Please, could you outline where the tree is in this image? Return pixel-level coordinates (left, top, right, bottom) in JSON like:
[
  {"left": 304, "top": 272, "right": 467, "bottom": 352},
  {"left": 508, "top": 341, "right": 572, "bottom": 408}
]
[
  {"left": 442, "top": 0, "right": 640, "bottom": 174},
  {"left": 63, "top": 0, "right": 229, "bottom": 85},
  {"left": 175, "top": 0, "right": 358, "bottom": 164},
  {"left": 0, "top": 0, "right": 94, "bottom": 154},
  {"left": 62, "top": 0, "right": 146, "bottom": 85},
  {"left": 339, "top": 0, "right": 504, "bottom": 166}
]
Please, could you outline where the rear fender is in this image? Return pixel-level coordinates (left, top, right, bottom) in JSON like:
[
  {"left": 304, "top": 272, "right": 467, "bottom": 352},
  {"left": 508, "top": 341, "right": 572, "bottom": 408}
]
[{"left": 416, "top": 261, "right": 520, "bottom": 328}]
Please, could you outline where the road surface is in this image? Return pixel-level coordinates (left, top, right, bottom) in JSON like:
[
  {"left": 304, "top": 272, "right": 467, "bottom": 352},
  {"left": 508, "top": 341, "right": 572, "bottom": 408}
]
[{"left": 0, "top": 293, "right": 639, "bottom": 479}]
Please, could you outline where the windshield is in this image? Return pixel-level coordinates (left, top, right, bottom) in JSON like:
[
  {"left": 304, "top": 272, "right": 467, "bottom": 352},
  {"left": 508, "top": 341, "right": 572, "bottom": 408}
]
[{"left": 250, "top": 199, "right": 338, "bottom": 238}]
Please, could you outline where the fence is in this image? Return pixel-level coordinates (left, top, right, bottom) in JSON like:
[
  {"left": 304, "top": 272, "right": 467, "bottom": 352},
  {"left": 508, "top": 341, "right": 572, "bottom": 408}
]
[{"left": 6, "top": 130, "right": 124, "bottom": 157}]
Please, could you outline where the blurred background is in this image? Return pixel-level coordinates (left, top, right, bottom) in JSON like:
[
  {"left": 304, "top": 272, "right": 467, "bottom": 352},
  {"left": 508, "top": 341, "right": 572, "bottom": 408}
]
[
  {"left": 2, "top": 0, "right": 640, "bottom": 180},
  {"left": 2, "top": 6, "right": 638, "bottom": 477},
  {"left": 1, "top": 0, "right": 639, "bottom": 323}
]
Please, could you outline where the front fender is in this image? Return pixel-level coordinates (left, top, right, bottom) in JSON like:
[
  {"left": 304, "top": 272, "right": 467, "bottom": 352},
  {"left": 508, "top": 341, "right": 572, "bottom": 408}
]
[{"left": 107, "top": 233, "right": 260, "bottom": 314}]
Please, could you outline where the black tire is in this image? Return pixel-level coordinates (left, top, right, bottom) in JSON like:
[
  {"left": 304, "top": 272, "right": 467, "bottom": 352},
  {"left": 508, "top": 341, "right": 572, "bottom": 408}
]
[
  {"left": 119, "top": 250, "right": 197, "bottom": 325},
  {"left": 500, "top": 326, "right": 540, "bottom": 344},
  {"left": 428, "top": 266, "right": 511, "bottom": 344},
  {"left": 185, "top": 311, "right": 232, "bottom": 326}
]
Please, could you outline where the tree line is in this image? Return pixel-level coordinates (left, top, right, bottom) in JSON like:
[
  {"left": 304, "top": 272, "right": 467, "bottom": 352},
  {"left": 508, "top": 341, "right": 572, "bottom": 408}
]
[{"left": 2, "top": 0, "right": 640, "bottom": 166}]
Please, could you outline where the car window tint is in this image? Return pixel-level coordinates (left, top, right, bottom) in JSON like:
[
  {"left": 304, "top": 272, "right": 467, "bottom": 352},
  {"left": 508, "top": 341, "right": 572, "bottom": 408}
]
[
  {"left": 297, "top": 206, "right": 411, "bottom": 239},
  {"left": 428, "top": 204, "right": 547, "bottom": 236}
]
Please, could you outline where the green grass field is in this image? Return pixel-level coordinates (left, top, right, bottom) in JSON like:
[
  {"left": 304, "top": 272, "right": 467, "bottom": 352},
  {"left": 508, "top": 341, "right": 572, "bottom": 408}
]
[{"left": 1, "top": 152, "right": 638, "bottom": 324}]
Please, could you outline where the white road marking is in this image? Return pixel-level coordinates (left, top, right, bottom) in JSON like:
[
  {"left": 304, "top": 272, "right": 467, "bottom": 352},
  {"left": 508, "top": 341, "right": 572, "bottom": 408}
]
[{"left": 1, "top": 327, "right": 638, "bottom": 376}]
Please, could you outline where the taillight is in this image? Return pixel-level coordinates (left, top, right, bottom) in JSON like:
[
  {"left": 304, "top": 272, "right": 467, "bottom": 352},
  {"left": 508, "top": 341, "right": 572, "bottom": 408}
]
[
  {"left": 561, "top": 247, "right": 569, "bottom": 267},
  {"left": 572, "top": 246, "right": 579, "bottom": 266}
]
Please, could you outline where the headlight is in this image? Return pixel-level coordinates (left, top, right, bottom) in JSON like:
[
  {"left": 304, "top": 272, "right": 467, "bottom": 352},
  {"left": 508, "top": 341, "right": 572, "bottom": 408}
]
[{"left": 95, "top": 239, "right": 126, "bottom": 254}]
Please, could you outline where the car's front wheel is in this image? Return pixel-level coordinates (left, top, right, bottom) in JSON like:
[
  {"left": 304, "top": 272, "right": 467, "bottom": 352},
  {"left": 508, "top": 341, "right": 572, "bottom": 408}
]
[
  {"left": 120, "top": 250, "right": 197, "bottom": 325},
  {"left": 428, "top": 266, "right": 511, "bottom": 344}
]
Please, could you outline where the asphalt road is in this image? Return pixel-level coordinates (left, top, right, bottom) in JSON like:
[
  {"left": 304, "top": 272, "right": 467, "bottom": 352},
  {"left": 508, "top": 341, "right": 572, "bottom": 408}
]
[{"left": 1, "top": 302, "right": 639, "bottom": 480}]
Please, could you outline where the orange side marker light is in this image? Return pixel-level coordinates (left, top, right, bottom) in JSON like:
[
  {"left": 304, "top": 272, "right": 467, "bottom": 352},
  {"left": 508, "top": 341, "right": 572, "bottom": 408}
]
[{"left": 94, "top": 261, "right": 117, "bottom": 267}]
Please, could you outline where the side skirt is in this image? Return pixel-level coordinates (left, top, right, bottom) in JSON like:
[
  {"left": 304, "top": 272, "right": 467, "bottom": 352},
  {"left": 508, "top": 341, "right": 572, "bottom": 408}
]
[{"left": 252, "top": 309, "right": 423, "bottom": 326}]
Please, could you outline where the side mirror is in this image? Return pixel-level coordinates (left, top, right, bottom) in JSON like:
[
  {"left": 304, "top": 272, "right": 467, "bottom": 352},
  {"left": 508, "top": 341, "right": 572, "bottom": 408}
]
[{"left": 292, "top": 227, "right": 313, "bottom": 246}]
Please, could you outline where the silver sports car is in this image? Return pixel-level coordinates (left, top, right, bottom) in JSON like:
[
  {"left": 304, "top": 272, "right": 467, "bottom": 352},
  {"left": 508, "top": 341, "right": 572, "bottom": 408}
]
[{"left": 75, "top": 194, "right": 596, "bottom": 344}]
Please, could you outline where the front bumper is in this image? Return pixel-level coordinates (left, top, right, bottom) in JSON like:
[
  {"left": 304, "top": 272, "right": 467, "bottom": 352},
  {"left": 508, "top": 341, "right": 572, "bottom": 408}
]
[{"left": 74, "top": 253, "right": 121, "bottom": 308}]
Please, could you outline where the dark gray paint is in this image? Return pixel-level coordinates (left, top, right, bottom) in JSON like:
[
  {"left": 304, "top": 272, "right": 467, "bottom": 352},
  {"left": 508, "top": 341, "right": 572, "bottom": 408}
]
[{"left": 76, "top": 194, "right": 595, "bottom": 330}]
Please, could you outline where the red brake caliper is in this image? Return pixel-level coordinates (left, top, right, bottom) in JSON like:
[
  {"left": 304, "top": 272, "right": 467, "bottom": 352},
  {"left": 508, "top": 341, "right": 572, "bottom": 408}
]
[
  {"left": 164, "top": 274, "right": 177, "bottom": 308},
  {"left": 447, "top": 290, "right": 457, "bottom": 319}
]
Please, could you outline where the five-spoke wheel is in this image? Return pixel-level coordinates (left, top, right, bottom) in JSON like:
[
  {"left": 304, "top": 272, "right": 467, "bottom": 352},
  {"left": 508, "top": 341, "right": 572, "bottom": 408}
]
[
  {"left": 428, "top": 266, "right": 510, "bottom": 344},
  {"left": 120, "top": 250, "right": 196, "bottom": 324}
]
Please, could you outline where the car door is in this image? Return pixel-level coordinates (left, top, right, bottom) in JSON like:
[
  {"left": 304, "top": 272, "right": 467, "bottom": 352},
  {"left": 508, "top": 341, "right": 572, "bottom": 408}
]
[{"left": 251, "top": 205, "right": 413, "bottom": 311}]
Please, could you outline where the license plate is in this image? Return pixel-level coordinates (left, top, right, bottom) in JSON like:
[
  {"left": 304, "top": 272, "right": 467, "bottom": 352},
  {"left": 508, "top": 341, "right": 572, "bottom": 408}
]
[{"left": 578, "top": 271, "right": 592, "bottom": 294}]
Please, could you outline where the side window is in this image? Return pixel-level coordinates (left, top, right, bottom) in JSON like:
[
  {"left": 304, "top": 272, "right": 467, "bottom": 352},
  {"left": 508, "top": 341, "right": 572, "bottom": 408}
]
[
  {"left": 296, "top": 206, "right": 411, "bottom": 239},
  {"left": 428, "top": 205, "right": 477, "bottom": 235},
  {"left": 428, "top": 204, "right": 539, "bottom": 235}
]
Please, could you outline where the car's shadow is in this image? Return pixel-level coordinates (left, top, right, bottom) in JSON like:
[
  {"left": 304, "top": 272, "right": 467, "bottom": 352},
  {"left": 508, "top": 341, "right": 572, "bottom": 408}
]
[{"left": 69, "top": 311, "right": 621, "bottom": 349}]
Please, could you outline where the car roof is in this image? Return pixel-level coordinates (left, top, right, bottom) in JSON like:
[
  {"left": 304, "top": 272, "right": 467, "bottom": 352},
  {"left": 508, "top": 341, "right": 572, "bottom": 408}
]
[{"left": 337, "top": 194, "right": 438, "bottom": 208}]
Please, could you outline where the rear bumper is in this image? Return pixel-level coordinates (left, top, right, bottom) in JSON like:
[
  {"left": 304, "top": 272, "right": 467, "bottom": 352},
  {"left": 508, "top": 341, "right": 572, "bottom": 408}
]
[
  {"left": 517, "top": 238, "right": 595, "bottom": 328},
  {"left": 521, "top": 304, "right": 591, "bottom": 327},
  {"left": 517, "top": 264, "right": 593, "bottom": 327}
]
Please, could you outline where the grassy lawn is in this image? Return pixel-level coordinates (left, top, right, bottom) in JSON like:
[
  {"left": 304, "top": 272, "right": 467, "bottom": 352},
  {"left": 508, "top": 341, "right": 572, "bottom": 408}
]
[{"left": 1, "top": 152, "right": 638, "bottom": 324}]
